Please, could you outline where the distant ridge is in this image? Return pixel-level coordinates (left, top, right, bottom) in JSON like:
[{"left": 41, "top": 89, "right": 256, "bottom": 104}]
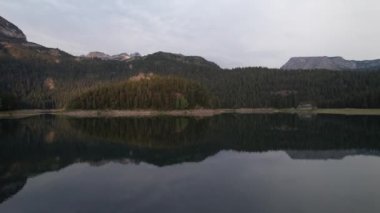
[{"left": 281, "top": 56, "right": 380, "bottom": 71}]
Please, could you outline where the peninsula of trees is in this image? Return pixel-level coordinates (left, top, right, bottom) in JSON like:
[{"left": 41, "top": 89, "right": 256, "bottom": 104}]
[{"left": 67, "top": 74, "right": 212, "bottom": 110}]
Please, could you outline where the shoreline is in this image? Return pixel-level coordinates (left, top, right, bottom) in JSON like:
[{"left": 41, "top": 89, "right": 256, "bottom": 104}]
[
  {"left": 0, "top": 108, "right": 274, "bottom": 119},
  {"left": 1, "top": 108, "right": 380, "bottom": 119}
]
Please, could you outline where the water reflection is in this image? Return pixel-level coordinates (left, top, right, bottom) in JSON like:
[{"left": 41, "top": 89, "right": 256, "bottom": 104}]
[{"left": 1, "top": 114, "right": 380, "bottom": 211}]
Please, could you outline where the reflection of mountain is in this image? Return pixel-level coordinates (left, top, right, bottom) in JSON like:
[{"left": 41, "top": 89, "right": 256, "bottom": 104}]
[
  {"left": 67, "top": 114, "right": 380, "bottom": 151},
  {"left": 286, "top": 150, "right": 380, "bottom": 160},
  {"left": 0, "top": 178, "right": 26, "bottom": 204},
  {"left": 1, "top": 114, "right": 380, "bottom": 203}
]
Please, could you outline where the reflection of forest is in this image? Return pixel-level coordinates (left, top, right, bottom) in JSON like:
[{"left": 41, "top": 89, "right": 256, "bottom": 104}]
[
  {"left": 1, "top": 114, "right": 380, "bottom": 203},
  {"left": 68, "top": 114, "right": 380, "bottom": 151}
]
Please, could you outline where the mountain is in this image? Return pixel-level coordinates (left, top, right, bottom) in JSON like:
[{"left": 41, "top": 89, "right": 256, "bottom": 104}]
[
  {"left": 281, "top": 56, "right": 380, "bottom": 71},
  {"left": 0, "top": 16, "right": 223, "bottom": 109},
  {"left": 140, "top": 51, "right": 220, "bottom": 70},
  {"left": 1, "top": 15, "right": 380, "bottom": 110},
  {"left": 0, "top": 16, "right": 72, "bottom": 62},
  {"left": 0, "top": 16, "right": 26, "bottom": 42}
]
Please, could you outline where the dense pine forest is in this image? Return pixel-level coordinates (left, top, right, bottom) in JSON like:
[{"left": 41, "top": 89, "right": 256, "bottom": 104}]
[
  {"left": 67, "top": 74, "right": 212, "bottom": 110},
  {"left": 1, "top": 52, "right": 380, "bottom": 110}
]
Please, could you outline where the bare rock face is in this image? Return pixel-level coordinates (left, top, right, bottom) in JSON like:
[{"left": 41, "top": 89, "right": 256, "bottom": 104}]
[
  {"left": 85, "top": 51, "right": 111, "bottom": 60},
  {"left": 129, "top": 73, "right": 154, "bottom": 81},
  {"left": 44, "top": 77, "right": 55, "bottom": 90},
  {"left": 84, "top": 52, "right": 141, "bottom": 61},
  {"left": 0, "top": 16, "right": 26, "bottom": 42},
  {"left": 110, "top": 53, "right": 130, "bottom": 61},
  {"left": 281, "top": 57, "right": 355, "bottom": 70},
  {"left": 281, "top": 56, "right": 380, "bottom": 71}
]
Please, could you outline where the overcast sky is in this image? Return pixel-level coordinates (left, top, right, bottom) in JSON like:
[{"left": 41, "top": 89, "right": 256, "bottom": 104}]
[{"left": 1, "top": 0, "right": 380, "bottom": 68}]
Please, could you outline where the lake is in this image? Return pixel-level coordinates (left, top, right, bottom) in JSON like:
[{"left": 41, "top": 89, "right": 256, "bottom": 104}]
[{"left": 1, "top": 114, "right": 380, "bottom": 213}]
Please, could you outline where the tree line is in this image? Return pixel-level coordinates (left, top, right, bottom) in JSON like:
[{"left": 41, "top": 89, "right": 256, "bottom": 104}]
[{"left": 1, "top": 52, "right": 380, "bottom": 110}]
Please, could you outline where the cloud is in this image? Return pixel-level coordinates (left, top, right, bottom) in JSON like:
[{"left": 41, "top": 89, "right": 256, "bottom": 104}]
[{"left": 1, "top": 0, "right": 380, "bottom": 68}]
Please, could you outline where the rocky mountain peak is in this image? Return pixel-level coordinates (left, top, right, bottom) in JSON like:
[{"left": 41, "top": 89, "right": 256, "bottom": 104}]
[
  {"left": 0, "top": 16, "right": 27, "bottom": 42},
  {"left": 84, "top": 51, "right": 141, "bottom": 61},
  {"left": 85, "top": 51, "right": 110, "bottom": 59},
  {"left": 281, "top": 56, "right": 380, "bottom": 71},
  {"left": 110, "top": 53, "right": 130, "bottom": 61}
]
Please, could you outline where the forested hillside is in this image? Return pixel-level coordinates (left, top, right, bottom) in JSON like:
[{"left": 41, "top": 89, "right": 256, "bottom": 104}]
[
  {"left": 213, "top": 68, "right": 380, "bottom": 108},
  {"left": 0, "top": 52, "right": 220, "bottom": 109},
  {"left": 1, "top": 52, "right": 380, "bottom": 110},
  {"left": 67, "top": 74, "right": 212, "bottom": 110}
]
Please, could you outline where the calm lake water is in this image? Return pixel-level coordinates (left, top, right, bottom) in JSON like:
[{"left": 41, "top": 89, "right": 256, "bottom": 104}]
[{"left": 1, "top": 114, "right": 380, "bottom": 213}]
